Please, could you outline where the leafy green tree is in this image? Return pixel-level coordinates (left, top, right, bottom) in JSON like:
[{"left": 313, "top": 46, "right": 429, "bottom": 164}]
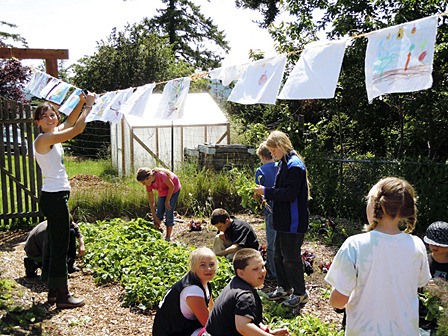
[
  {"left": 71, "top": 23, "right": 193, "bottom": 92},
  {"left": 147, "top": 0, "right": 230, "bottom": 70},
  {"left": 0, "top": 21, "right": 30, "bottom": 101}
]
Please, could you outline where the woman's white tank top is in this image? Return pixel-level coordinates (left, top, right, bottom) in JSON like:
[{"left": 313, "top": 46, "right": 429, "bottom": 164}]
[{"left": 34, "top": 135, "right": 70, "bottom": 192}]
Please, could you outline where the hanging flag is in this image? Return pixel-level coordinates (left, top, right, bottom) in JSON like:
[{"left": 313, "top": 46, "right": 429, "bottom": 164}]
[
  {"left": 101, "top": 88, "right": 134, "bottom": 123},
  {"left": 24, "top": 70, "right": 41, "bottom": 93},
  {"left": 121, "top": 83, "right": 156, "bottom": 118},
  {"left": 87, "top": 91, "right": 118, "bottom": 122},
  {"left": 155, "top": 77, "right": 191, "bottom": 120},
  {"left": 39, "top": 78, "right": 60, "bottom": 99},
  {"left": 46, "top": 81, "right": 72, "bottom": 105},
  {"left": 227, "top": 55, "right": 287, "bottom": 105},
  {"left": 209, "top": 64, "right": 246, "bottom": 86},
  {"left": 59, "top": 88, "right": 83, "bottom": 115},
  {"left": 278, "top": 40, "right": 348, "bottom": 100},
  {"left": 365, "top": 15, "right": 438, "bottom": 102},
  {"left": 29, "top": 72, "right": 51, "bottom": 98}
]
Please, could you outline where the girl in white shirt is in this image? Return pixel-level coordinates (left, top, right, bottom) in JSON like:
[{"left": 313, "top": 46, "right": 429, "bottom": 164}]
[{"left": 325, "top": 177, "right": 431, "bottom": 335}]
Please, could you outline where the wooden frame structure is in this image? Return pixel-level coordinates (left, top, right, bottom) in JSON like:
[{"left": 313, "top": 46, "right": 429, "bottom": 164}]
[{"left": 0, "top": 47, "right": 69, "bottom": 77}]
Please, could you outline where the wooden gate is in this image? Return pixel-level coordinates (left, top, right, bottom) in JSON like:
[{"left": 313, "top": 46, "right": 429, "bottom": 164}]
[{"left": 0, "top": 97, "right": 42, "bottom": 228}]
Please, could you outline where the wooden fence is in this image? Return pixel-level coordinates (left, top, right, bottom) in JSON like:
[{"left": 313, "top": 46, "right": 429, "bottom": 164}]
[{"left": 0, "top": 97, "right": 42, "bottom": 228}]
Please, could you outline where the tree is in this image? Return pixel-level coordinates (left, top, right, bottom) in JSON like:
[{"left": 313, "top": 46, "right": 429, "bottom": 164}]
[
  {"left": 70, "top": 22, "right": 199, "bottom": 158},
  {"left": 147, "top": 0, "right": 230, "bottom": 70},
  {"left": 72, "top": 23, "right": 193, "bottom": 92},
  {"left": 0, "top": 21, "right": 30, "bottom": 102},
  {"left": 232, "top": 0, "right": 448, "bottom": 161}
]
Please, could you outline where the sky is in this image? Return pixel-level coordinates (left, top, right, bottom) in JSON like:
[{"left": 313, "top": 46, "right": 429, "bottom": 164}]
[{"left": 1, "top": 0, "right": 278, "bottom": 69}]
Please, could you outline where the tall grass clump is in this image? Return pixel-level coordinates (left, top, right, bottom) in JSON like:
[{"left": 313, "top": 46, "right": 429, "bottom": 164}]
[
  {"left": 176, "top": 161, "right": 258, "bottom": 218},
  {"left": 65, "top": 157, "right": 262, "bottom": 222}
]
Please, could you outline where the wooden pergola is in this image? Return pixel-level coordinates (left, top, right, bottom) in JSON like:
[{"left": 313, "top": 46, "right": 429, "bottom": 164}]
[{"left": 0, "top": 47, "right": 69, "bottom": 77}]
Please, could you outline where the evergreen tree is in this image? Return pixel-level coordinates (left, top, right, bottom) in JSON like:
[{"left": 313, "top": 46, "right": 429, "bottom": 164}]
[{"left": 147, "top": 0, "right": 230, "bottom": 70}]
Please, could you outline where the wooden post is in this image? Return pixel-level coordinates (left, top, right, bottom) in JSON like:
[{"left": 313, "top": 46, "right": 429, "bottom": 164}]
[{"left": 0, "top": 48, "right": 69, "bottom": 77}]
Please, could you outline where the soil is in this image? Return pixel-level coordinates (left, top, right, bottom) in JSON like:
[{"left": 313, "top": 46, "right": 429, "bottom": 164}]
[{"left": 0, "top": 175, "right": 344, "bottom": 335}]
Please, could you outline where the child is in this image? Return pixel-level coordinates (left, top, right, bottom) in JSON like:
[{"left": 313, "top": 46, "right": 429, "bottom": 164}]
[
  {"left": 34, "top": 91, "right": 96, "bottom": 309},
  {"left": 136, "top": 167, "right": 181, "bottom": 242},
  {"left": 153, "top": 247, "right": 217, "bottom": 336},
  {"left": 211, "top": 208, "right": 259, "bottom": 261},
  {"left": 255, "top": 142, "right": 278, "bottom": 281},
  {"left": 205, "top": 248, "right": 289, "bottom": 335},
  {"left": 24, "top": 216, "right": 85, "bottom": 277},
  {"left": 325, "top": 177, "right": 431, "bottom": 335},
  {"left": 254, "top": 130, "right": 310, "bottom": 308},
  {"left": 423, "top": 221, "right": 448, "bottom": 280}
]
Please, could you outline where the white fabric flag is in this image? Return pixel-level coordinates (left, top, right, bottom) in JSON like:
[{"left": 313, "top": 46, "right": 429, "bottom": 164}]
[
  {"left": 30, "top": 72, "right": 51, "bottom": 98},
  {"left": 228, "top": 55, "right": 287, "bottom": 105},
  {"left": 24, "top": 70, "right": 41, "bottom": 93},
  {"left": 87, "top": 91, "right": 117, "bottom": 122},
  {"left": 39, "top": 78, "right": 60, "bottom": 99},
  {"left": 155, "top": 77, "right": 191, "bottom": 120},
  {"left": 209, "top": 65, "right": 246, "bottom": 86},
  {"left": 59, "top": 89, "right": 82, "bottom": 115},
  {"left": 120, "top": 83, "right": 156, "bottom": 118},
  {"left": 46, "top": 81, "right": 72, "bottom": 105},
  {"left": 365, "top": 15, "right": 438, "bottom": 102},
  {"left": 278, "top": 40, "right": 348, "bottom": 100},
  {"left": 59, "top": 89, "right": 83, "bottom": 115},
  {"left": 101, "top": 88, "right": 134, "bottom": 124}
]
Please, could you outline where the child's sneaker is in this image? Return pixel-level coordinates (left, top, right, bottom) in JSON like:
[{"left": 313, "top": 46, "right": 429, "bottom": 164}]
[
  {"left": 282, "top": 292, "right": 309, "bottom": 307},
  {"left": 267, "top": 286, "right": 289, "bottom": 301}
]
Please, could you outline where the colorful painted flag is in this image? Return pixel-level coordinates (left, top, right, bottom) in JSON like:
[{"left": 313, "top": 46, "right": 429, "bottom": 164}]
[
  {"left": 39, "top": 78, "right": 60, "bottom": 99},
  {"left": 121, "top": 83, "right": 156, "bottom": 118},
  {"left": 155, "top": 77, "right": 191, "bottom": 120},
  {"left": 101, "top": 88, "right": 134, "bottom": 124},
  {"left": 365, "top": 15, "right": 438, "bottom": 102},
  {"left": 228, "top": 55, "right": 287, "bottom": 105},
  {"left": 46, "top": 81, "right": 72, "bottom": 105},
  {"left": 59, "top": 88, "right": 83, "bottom": 115},
  {"left": 24, "top": 70, "right": 42, "bottom": 94},
  {"left": 278, "top": 40, "right": 348, "bottom": 100},
  {"left": 86, "top": 91, "right": 117, "bottom": 122},
  {"left": 29, "top": 72, "right": 51, "bottom": 98}
]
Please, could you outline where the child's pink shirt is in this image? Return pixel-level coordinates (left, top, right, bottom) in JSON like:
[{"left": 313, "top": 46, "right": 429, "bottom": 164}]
[{"left": 146, "top": 171, "right": 181, "bottom": 197}]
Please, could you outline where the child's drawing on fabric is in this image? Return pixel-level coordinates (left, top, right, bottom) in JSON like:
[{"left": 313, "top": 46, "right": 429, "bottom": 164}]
[
  {"left": 87, "top": 91, "right": 117, "bottom": 122},
  {"left": 156, "top": 77, "right": 191, "bottom": 120},
  {"left": 365, "top": 16, "right": 438, "bottom": 102},
  {"left": 39, "top": 78, "right": 60, "bottom": 99},
  {"left": 121, "top": 83, "right": 156, "bottom": 118},
  {"left": 46, "top": 81, "right": 71, "bottom": 105},
  {"left": 228, "top": 54, "right": 286, "bottom": 105},
  {"left": 30, "top": 72, "right": 51, "bottom": 99},
  {"left": 59, "top": 89, "right": 83, "bottom": 115},
  {"left": 102, "top": 88, "right": 134, "bottom": 124}
]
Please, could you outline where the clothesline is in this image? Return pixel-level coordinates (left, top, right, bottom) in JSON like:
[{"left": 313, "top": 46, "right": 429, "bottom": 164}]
[{"left": 23, "top": 12, "right": 444, "bottom": 123}]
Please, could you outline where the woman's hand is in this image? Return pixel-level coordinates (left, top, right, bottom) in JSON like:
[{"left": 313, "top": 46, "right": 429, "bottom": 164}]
[
  {"left": 164, "top": 200, "right": 172, "bottom": 211},
  {"left": 253, "top": 185, "right": 265, "bottom": 196}
]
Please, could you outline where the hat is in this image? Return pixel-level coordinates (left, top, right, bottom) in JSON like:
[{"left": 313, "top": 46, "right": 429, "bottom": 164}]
[{"left": 424, "top": 221, "right": 448, "bottom": 247}]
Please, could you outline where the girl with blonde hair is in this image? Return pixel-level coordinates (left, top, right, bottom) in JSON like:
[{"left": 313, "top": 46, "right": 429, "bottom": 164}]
[
  {"left": 254, "top": 130, "right": 310, "bottom": 308},
  {"left": 153, "top": 247, "right": 217, "bottom": 336}
]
